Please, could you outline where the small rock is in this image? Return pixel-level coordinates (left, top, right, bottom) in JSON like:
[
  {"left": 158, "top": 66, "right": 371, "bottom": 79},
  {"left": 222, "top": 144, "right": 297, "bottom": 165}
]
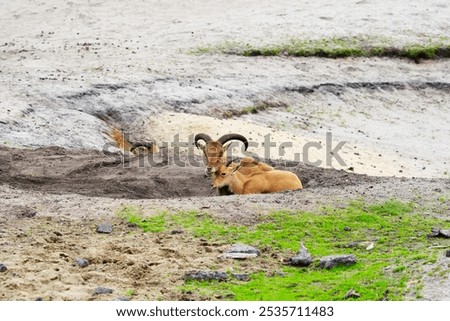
[
  {"left": 113, "top": 297, "right": 130, "bottom": 301},
  {"left": 75, "top": 258, "right": 89, "bottom": 268},
  {"left": 219, "top": 243, "right": 260, "bottom": 259},
  {"left": 219, "top": 252, "right": 258, "bottom": 259},
  {"left": 96, "top": 223, "right": 113, "bottom": 234},
  {"left": 366, "top": 242, "right": 374, "bottom": 250},
  {"left": 170, "top": 229, "right": 184, "bottom": 235},
  {"left": 344, "top": 288, "right": 360, "bottom": 299},
  {"left": 286, "top": 243, "right": 312, "bottom": 267},
  {"left": 427, "top": 228, "right": 450, "bottom": 238},
  {"left": 232, "top": 273, "right": 250, "bottom": 282},
  {"left": 94, "top": 287, "right": 114, "bottom": 295},
  {"left": 183, "top": 270, "right": 228, "bottom": 282},
  {"left": 319, "top": 254, "right": 357, "bottom": 269},
  {"left": 0, "top": 263, "right": 7, "bottom": 272},
  {"left": 344, "top": 226, "right": 351, "bottom": 231},
  {"left": 14, "top": 206, "right": 37, "bottom": 218}
]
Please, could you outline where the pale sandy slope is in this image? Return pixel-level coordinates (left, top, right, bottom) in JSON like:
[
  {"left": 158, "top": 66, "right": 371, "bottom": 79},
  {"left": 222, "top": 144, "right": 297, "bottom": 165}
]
[{"left": 0, "top": 0, "right": 449, "bottom": 178}]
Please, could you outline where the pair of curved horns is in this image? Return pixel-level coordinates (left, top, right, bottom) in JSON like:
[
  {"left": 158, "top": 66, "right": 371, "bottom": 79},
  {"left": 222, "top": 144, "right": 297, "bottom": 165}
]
[{"left": 194, "top": 133, "right": 249, "bottom": 151}]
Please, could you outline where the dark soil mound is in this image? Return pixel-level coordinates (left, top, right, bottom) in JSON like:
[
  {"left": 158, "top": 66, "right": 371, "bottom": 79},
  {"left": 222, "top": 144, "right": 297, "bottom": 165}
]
[{"left": 0, "top": 146, "right": 386, "bottom": 199}]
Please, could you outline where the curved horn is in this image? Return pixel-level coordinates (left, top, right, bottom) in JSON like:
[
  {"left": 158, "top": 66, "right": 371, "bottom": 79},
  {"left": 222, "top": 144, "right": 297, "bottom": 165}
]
[
  {"left": 194, "top": 133, "right": 213, "bottom": 145},
  {"left": 218, "top": 134, "right": 249, "bottom": 151},
  {"left": 226, "top": 157, "right": 238, "bottom": 167}
]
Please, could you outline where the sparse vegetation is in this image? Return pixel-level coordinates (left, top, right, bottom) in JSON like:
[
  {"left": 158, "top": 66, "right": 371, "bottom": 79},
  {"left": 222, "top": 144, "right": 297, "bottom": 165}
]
[
  {"left": 193, "top": 36, "right": 450, "bottom": 61},
  {"left": 124, "top": 288, "right": 135, "bottom": 297},
  {"left": 222, "top": 101, "right": 289, "bottom": 118},
  {"left": 118, "top": 200, "right": 450, "bottom": 300}
]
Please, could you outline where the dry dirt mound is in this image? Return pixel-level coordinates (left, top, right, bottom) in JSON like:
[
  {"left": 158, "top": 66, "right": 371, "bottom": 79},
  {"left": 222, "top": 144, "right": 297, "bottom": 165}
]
[{"left": 0, "top": 146, "right": 385, "bottom": 200}]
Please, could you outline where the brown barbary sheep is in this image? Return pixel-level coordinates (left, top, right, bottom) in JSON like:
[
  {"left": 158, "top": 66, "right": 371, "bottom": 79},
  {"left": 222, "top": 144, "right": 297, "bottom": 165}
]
[
  {"left": 194, "top": 133, "right": 249, "bottom": 176},
  {"left": 213, "top": 158, "right": 302, "bottom": 194}
]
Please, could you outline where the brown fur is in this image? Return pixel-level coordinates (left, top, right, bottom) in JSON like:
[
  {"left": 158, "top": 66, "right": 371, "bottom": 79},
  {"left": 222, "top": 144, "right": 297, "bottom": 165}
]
[
  {"left": 235, "top": 157, "right": 274, "bottom": 176},
  {"left": 213, "top": 159, "right": 302, "bottom": 194},
  {"left": 107, "top": 127, "right": 159, "bottom": 155}
]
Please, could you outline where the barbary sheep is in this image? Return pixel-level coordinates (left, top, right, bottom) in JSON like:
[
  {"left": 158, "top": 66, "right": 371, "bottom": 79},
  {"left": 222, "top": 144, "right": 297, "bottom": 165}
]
[
  {"left": 194, "top": 133, "right": 249, "bottom": 176},
  {"left": 212, "top": 159, "right": 302, "bottom": 194},
  {"left": 109, "top": 127, "right": 159, "bottom": 155}
]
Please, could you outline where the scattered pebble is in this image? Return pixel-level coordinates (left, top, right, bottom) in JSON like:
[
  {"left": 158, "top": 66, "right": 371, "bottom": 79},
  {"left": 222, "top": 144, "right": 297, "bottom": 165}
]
[
  {"left": 427, "top": 228, "right": 450, "bottom": 238},
  {"left": 344, "top": 288, "right": 360, "bottom": 299},
  {"left": 14, "top": 206, "right": 37, "bottom": 218},
  {"left": 96, "top": 223, "right": 113, "bottom": 234},
  {"left": 286, "top": 243, "right": 312, "bottom": 267},
  {"left": 0, "top": 263, "right": 7, "bottom": 272},
  {"left": 218, "top": 243, "right": 260, "bottom": 259},
  {"left": 75, "top": 258, "right": 89, "bottom": 268},
  {"left": 94, "top": 287, "right": 114, "bottom": 295},
  {"left": 183, "top": 270, "right": 228, "bottom": 282},
  {"left": 170, "top": 229, "right": 184, "bottom": 235},
  {"left": 319, "top": 254, "right": 357, "bottom": 269}
]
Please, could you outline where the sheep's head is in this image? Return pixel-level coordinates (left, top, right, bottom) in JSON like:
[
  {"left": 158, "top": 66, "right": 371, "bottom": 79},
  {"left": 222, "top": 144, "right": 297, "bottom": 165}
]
[
  {"left": 194, "top": 133, "right": 249, "bottom": 176},
  {"left": 211, "top": 163, "right": 239, "bottom": 189}
]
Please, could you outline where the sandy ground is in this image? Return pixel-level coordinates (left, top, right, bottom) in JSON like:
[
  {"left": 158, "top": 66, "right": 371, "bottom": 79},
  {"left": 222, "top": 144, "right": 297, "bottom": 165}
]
[
  {"left": 0, "top": 0, "right": 449, "bottom": 301},
  {"left": 0, "top": 146, "right": 448, "bottom": 301}
]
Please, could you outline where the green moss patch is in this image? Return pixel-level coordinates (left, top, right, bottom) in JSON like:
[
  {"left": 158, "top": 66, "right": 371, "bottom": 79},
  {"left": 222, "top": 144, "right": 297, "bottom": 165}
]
[
  {"left": 193, "top": 36, "right": 450, "bottom": 60},
  {"left": 118, "top": 200, "right": 449, "bottom": 300}
]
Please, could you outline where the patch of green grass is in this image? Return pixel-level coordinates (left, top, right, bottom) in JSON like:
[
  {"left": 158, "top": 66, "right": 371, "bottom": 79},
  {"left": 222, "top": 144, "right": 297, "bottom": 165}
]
[
  {"left": 118, "top": 200, "right": 449, "bottom": 300},
  {"left": 116, "top": 206, "right": 166, "bottom": 233},
  {"left": 124, "top": 288, "right": 135, "bottom": 297},
  {"left": 192, "top": 36, "right": 450, "bottom": 60}
]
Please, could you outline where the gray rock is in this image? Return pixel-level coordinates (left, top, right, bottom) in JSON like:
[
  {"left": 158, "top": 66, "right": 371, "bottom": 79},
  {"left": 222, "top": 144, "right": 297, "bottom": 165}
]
[
  {"left": 96, "top": 223, "right": 113, "bottom": 234},
  {"left": 113, "top": 297, "right": 131, "bottom": 301},
  {"left": 319, "top": 254, "right": 357, "bottom": 269},
  {"left": 183, "top": 270, "right": 228, "bottom": 282},
  {"left": 75, "top": 258, "right": 89, "bottom": 268},
  {"left": 286, "top": 243, "right": 312, "bottom": 267},
  {"left": 232, "top": 273, "right": 250, "bottom": 282},
  {"left": 428, "top": 228, "right": 450, "bottom": 238},
  {"left": 94, "top": 287, "right": 114, "bottom": 295},
  {"left": 219, "top": 243, "right": 260, "bottom": 259},
  {"left": 343, "top": 288, "right": 360, "bottom": 299},
  {"left": 0, "top": 263, "right": 7, "bottom": 272},
  {"left": 14, "top": 206, "right": 37, "bottom": 218}
]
